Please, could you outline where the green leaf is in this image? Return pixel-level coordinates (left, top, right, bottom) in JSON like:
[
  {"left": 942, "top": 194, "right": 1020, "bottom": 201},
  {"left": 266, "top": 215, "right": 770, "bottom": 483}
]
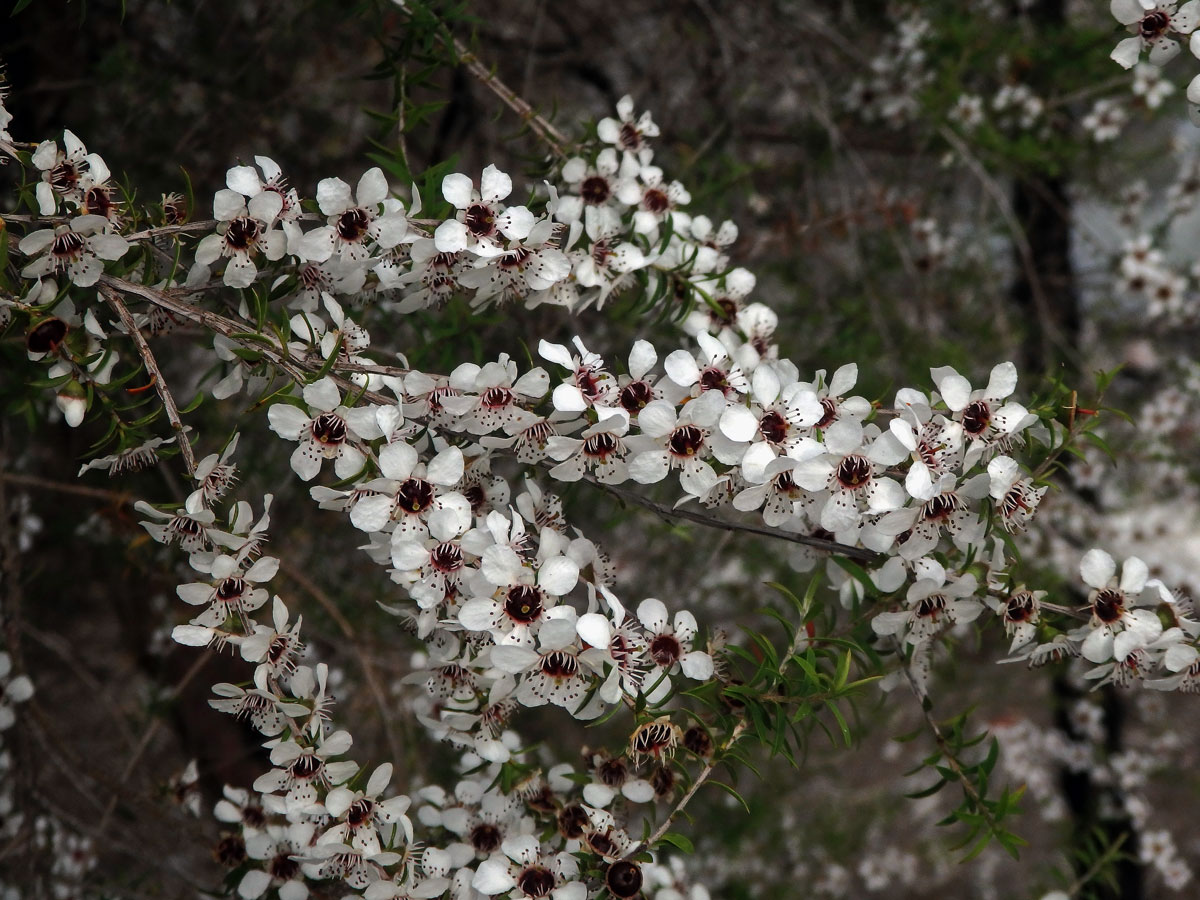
[
  {"left": 824, "top": 699, "right": 852, "bottom": 747},
  {"left": 834, "top": 650, "right": 852, "bottom": 690},
  {"left": 656, "top": 832, "right": 694, "bottom": 854},
  {"left": 707, "top": 779, "right": 750, "bottom": 813}
]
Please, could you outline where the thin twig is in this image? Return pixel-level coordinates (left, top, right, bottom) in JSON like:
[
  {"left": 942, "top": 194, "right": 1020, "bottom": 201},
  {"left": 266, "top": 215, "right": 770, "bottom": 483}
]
[
  {"left": 390, "top": 0, "right": 569, "bottom": 157},
  {"left": 0, "top": 470, "right": 136, "bottom": 503},
  {"left": 898, "top": 650, "right": 1006, "bottom": 841},
  {"left": 1064, "top": 832, "right": 1128, "bottom": 897},
  {"left": 592, "top": 479, "right": 882, "bottom": 562},
  {"left": 100, "top": 286, "right": 198, "bottom": 477},
  {"left": 630, "top": 718, "right": 749, "bottom": 858}
]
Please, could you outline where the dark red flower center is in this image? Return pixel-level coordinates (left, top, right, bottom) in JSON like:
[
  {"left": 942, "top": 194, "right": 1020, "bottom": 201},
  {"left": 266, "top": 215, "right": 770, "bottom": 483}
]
[
  {"left": 558, "top": 805, "right": 589, "bottom": 839},
  {"left": 759, "top": 410, "right": 788, "bottom": 444},
  {"left": 1005, "top": 592, "right": 1037, "bottom": 624},
  {"left": 84, "top": 185, "right": 117, "bottom": 219},
  {"left": 225, "top": 216, "right": 261, "bottom": 251},
  {"left": 481, "top": 386, "right": 515, "bottom": 410},
  {"left": 632, "top": 721, "right": 675, "bottom": 756},
  {"left": 1093, "top": 588, "right": 1125, "bottom": 624},
  {"left": 642, "top": 188, "right": 670, "bottom": 214},
  {"left": 216, "top": 577, "right": 246, "bottom": 603},
  {"left": 962, "top": 399, "right": 992, "bottom": 437},
  {"left": 649, "top": 632, "right": 682, "bottom": 667},
  {"left": 269, "top": 853, "right": 300, "bottom": 881},
  {"left": 607, "top": 861, "right": 644, "bottom": 899},
  {"left": 27, "top": 317, "right": 68, "bottom": 354},
  {"left": 581, "top": 175, "right": 611, "bottom": 205},
  {"left": 464, "top": 203, "right": 496, "bottom": 237},
  {"left": 50, "top": 231, "right": 86, "bottom": 260},
  {"left": 835, "top": 454, "right": 872, "bottom": 489},
  {"left": 291, "top": 753, "right": 322, "bottom": 780},
  {"left": 504, "top": 585, "right": 544, "bottom": 624},
  {"left": 50, "top": 160, "right": 86, "bottom": 192},
  {"left": 347, "top": 798, "right": 374, "bottom": 828},
  {"left": 922, "top": 494, "right": 960, "bottom": 522},
  {"left": 396, "top": 477, "right": 434, "bottom": 514},
  {"left": 539, "top": 651, "right": 578, "bottom": 679},
  {"left": 311, "top": 413, "right": 347, "bottom": 446},
  {"left": 667, "top": 425, "right": 705, "bottom": 458},
  {"left": 618, "top": 122, "right": 643, "bottom": 151},
  {"left": 815, "top": 397, "right": 839, "bottom": 429},
  {"left": 470, "top": 822, "right": 503, "bottom": 852},
  {"left": 915, "top": 594, "right": 947, "bottom": 620},
  {"left": 1140, "top": 9, "right": 1170, "bottom": 39},
  {"left": 598, "top": 756, "right": 629, "bottom": 787},
  {"left": 430, "top": 542, "right": 463, "bottom": 572},
  {"left": 583, "top": 432, "right": 619, "bottom": 459},
  {"left": 619, "top": 380, "right": 653, "bottom": 413},
  {"left": 517, "top": 866, "right": 555, "bottom": 898},
  {"left": 336, "top": 208, "right": 371, "bottom": 242}
]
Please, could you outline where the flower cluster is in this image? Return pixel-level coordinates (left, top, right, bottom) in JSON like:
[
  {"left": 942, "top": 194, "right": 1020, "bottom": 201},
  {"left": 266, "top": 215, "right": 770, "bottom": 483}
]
[{"left": 7, "top": 70, "right": 1200, "bottom": 900}]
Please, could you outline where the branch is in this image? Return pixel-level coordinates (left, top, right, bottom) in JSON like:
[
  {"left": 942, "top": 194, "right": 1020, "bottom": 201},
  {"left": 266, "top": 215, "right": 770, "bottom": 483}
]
[
  {"left": 391, "top": 0, "right": 569, "bottom": 157},
  {"left": 592, "top": 479, "right": 883, "bottom": 563},
  {"left": 629, "top": 717, "right": 749, "bottom": 858},
  {"left": 99, "top": 276, "right": 889, "bottom": 564},
  {"left": 100, "top": 286, "right": 198, "bottom": 477}
]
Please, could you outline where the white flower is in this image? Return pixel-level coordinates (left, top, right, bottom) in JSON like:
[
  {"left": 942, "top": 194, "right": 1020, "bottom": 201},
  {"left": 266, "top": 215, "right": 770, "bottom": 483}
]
[
  {"left": 253, "top": 729, "right": 357, "bottom": 814},
  {"left": 193, "top": 187, "right": 285, "bottom": 288},
  {"left": 226, "top": 156, "right": 302, "bottom": 222},
  {"left": 321, "top": 763, "right": 414, "bottom": 855},
  {"left": 1110, "top": 0, "right": 1199, "bottom": 69},
  {"left": 304, "top": 167, "right": 410, "bottom": 262},
  {"left": 931, "top": 361, "right": 1032, "bottom": 465},
  {"left": 267, "top": 377, "right": 381, "bottom": 481},
  {"left": 238, "top": 822, "right": 314, "bottom": 900},
  {"left": 554, "top": 149, "right": 636, "bottom": 223},
  {"left": 472, "top": 835, "right": 583, "bottom": 899},
  {"left": 177, "top": 553, "right": 278, "bottom": 628},
  {"left": 577, "top": 589, "right": 648, "bottom": 704},
  {"left": 30, "top": 130, "right": 111, "bottom": 214},
  {"left": 539, "top": 336, "right": 618, "bottom": 412},
  {"left": 622, "top": 164, "right": 690, "bottom": 236},
  {"left": 793, "top": 424, "right": 907, "bottom": 534},
  {"left": 19, "top": 215, "right": 129, "bottom": 287},
  {"left": 1075, "top": 549, "right": 1164, "bottom": 663},
  {"left": 458, "top": 528, "right": 580, "bottom": 647},
  {"left": 987, "top": 456, "right": 1047, "bottom": 532},
  {"left": 348, "top": 441, "right": 468, "bottom": 541},
  {"left": 450, "top": 354, "right": 550, "bottom": 436},
  {"left": 491, "top": 637, "right": 592, "bottom": 711},
  {"left": 458, "top": 218, "right": 571, "bottom": 306},
  {"left": 545, "top": 407, "right": 632, "bottom": 484},
  {"left": 871, "top": 564, "right": 982, "bottom": 646},
  {"left": 240, "top": 597, "right": 306, "bottom": 683},
  {"left": 627, "top": 390, "right": 725, "bottom": 497},
  {"left": 434, "top": 164, "right": 534, "bottom": 257},
  {"left": 597, "top": 95, "right": 660, "bottom": 163},
  {"left": 637, "top": 597, "right": 713, "bottom": 700},
  {"left": 571, "top": 206, "right": 648, "bottom": 309},
  {"left": 0, "top": 652, "right": 34, "bottom": 732}
]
